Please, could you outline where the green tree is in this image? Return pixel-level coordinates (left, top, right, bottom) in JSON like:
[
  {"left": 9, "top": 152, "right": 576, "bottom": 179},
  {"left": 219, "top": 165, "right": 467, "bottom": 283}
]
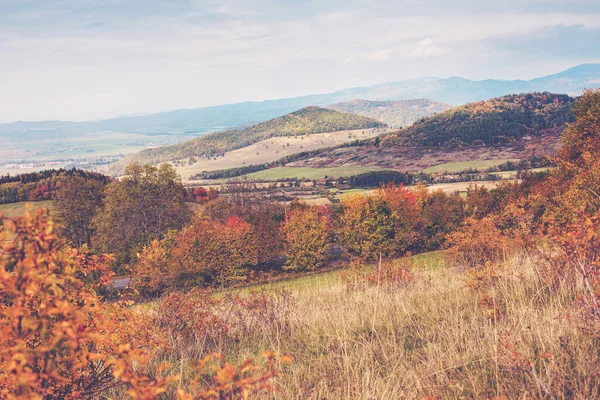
[
  {"left": 93, "top": 163, "right": 191, "bottom": 268},
  {"left": 54, "top": 174, "right": 105, "bottom": 247}
]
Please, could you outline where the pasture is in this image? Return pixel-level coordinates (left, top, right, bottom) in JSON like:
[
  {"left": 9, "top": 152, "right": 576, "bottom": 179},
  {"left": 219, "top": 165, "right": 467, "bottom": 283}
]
[
  {"left": 0, "top": 201, "right": 54, "bottom": 217},
  {"left": 421, "top": 159, "right": 519, "bottom": 174},
  {"left": 243, "top": 166, "right": 389, "bottom": 181}
]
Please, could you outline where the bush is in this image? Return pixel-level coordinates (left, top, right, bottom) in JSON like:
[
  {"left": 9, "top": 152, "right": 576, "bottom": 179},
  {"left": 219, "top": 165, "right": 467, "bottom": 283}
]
[
  {"left": 445, "top": 216, "right": 516, "bottom": 269},
  {"left": 340, "top": 256, "right": 415, "bottom": 291},
  {"left": 154, "top": 289, "right": 228, "bottom": 354}
]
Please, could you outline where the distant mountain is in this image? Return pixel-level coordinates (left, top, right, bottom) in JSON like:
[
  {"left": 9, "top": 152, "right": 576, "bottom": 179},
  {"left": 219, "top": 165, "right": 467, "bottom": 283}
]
[
  {"left": 111, "top": 106, "right": 382, "bottom": 170},
  {"left": 328, "top": 99, "right": 451, "bottom": 128},
  {"left": 2, "top": 64, "right": 598, "bottom": 143},
  {"left": 386, "top": 92, "right": 575, "bottom": 148}
]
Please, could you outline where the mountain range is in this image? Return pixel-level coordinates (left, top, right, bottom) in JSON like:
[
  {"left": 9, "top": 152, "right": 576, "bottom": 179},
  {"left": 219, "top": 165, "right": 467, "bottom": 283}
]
[
  {"left": 3, "top": 64, "right": 599, "bottom": 142},
  {"left": 327, "top": 99, "right": 452, "bottom": 128}
]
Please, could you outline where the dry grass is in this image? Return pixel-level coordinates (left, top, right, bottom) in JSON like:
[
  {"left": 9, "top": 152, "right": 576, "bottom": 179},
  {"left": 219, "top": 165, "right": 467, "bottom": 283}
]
[
  {"left": 175, "top": 128, "right": 387, "bottom": 179},
  {"left": 151, "top": 252, "right": 599, "bottom": 399}
]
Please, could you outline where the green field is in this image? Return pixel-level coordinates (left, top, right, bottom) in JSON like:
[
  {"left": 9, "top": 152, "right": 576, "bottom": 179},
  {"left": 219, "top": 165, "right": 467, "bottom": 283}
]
[
  {"left": 421, "top": 159, "right": 518, "bottom": 174},
  {"left": 242, "top": 166, "right": 390, "bottom": 181},
  {"left": 0, "top": 201, "right": 55, "bottom": 218},
  {"left": 221, "top": 250, "right": 445, "bottom": 296}
]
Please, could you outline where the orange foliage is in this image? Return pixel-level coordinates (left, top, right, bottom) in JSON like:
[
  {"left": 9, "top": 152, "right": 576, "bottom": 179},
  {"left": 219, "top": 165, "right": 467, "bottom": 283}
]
[
  {"left": 281, "top": 205, "right": 333, "bottom": 271},
  {"left": 134, "top": 215, "right": 259, "bottom": 296},
  {"left": 0, "top": 210, "right": 168, "bottom": 398},
  {"left": 177, "top": 352, "right": 292, "bottom": 400},
  {"left": 0, "top": 209, "right": 291, "bottom": 399},
  {"left": 338, "top": 184, "right": 420, "bottom": 261},
  {"left": 445, "top": 216, "right": 517, "bottom": 269}
]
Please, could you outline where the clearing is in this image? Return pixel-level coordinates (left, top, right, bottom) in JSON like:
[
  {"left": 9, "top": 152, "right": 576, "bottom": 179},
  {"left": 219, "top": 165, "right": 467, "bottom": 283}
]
[
  {"left": 421, "top": 159, "right": 518, "bottom": 174},
  {"left": 0, "top": 201, "right": 54, "bottom": 217},
  {"left": 242, "top": 166, "right": 390, "bottom": 181}
]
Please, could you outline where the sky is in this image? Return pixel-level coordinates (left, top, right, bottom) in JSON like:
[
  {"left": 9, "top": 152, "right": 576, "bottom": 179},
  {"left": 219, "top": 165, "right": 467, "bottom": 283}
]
[{"left": 1, "top": 0, "right": 600, "bottom": 123}]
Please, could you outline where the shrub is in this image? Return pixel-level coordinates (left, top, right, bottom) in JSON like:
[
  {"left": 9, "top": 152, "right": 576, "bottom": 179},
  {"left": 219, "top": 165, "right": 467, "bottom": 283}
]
[
  {"left": 445, "top": 216, "right": 516, "bottom": 269},
  {"left": 224, "top": 288, "right": 296, "bottom": 342},
  {"left": 0, "top": 210, "right": 169, "bottom": 398},
  {"left": 340, "top": 256, "right": 415, "bottom": 291},
  {"left": 178, "top": 352, "right": 293, "bottom": 400},
  {"left": 154, "top": 289, "right": 228, "bottom": 354}
]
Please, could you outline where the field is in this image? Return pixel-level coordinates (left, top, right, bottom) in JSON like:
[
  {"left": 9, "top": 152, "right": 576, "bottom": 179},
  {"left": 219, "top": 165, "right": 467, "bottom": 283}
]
[
  {"left": 175, "top": 128, "right": 387, "bottom": 180},
  {"left": 242, "top": 166, "right": 389, "bottom": 181},
  {"left": 424, "top": 180, "right": 511, "bottom": 194},
  {"left": 0, "top": 201, "right": 54, "bottom": 217},
  {"left": 421, "top": 159, "right": 518, "bottom": 174},
  {"left": 328, "top": 181, "right": 511, "bottom": 202},
  {"left": 153, "top": 250, "right": 598, "bottom": 398}
]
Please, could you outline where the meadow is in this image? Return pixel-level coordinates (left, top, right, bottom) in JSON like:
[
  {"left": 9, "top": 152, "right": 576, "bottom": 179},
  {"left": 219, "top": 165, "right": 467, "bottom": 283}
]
[
  {"left": 147, "top": 250, "right": 598, "bottom": 399},
  {"left": 421, "top": 159, "right": 519, "bottom": 174},
  {"left": 0, "top": 200, "right": 54, "bottom": 217},
  {"left": 243, "top": 166, "right": 389, "bottom": 181},
  {"left": 175, "top": 128, "right": 385, "bottom": 180}
]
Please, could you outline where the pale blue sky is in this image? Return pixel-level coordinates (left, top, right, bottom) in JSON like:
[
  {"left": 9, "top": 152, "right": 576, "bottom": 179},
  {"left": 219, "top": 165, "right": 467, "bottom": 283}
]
[{"left": 1, "top": 0, "right": 599, "bottom": 122}]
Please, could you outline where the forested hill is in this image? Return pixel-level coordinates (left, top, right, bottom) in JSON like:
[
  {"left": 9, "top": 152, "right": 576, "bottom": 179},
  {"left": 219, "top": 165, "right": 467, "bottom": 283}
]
[
  {"left": 385, "top": 92, "right": 575, "bottom": 148},
  {"left": 328, "top": 99, "right": 452, "bottom": 128},
  {"left": 111, "top": 106, "right": 383, "bottom": 170}
]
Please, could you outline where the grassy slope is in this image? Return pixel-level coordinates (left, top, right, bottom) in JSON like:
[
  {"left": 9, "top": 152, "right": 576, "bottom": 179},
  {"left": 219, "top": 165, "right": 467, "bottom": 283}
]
[
  {"left": 242, "top": 166, "right": 390, "bottom": 181},
  {"left": 112, "top": 107, "right": 384, "bottom": 173},
  {"left": 280, "top": 93, "right": 572, "bottom": 175},
  {"left": 385, "top": 92, "right": 575, "bottom": 147},
  {"left": 175, "top": 128, "right": 387, "bottom": 180},
  {"left": 161, "top": 251, "right": 597, "bottom": 398},
  {"left": 328, "top": 98, "right": 452, "bottom": 128},
  {"left": 421, "top": 159, "right": 518, "bottom": 173}
]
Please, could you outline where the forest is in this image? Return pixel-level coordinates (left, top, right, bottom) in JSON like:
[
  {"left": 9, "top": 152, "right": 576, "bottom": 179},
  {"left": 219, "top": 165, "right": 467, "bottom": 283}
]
[
  {"left": 1, "top": 90, "right": 600, "bottom": 398},
  {"left": 386, "top": 92, "right": 575, "bottom": 147}
]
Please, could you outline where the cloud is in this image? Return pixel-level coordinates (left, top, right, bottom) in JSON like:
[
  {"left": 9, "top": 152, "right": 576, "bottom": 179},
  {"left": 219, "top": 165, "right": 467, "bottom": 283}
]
[
  {"left": 492, "top": 24, "right": 600, "bottom": 58},
  {"left": 0, "top": 1, "right": 600, "bottom": 121},
  {"left": 368, "top": 50, "right": 393, "bottom": 61}
]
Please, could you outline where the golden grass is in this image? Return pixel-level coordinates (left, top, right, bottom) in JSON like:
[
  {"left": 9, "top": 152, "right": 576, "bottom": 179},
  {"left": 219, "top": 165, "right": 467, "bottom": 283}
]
[
  {"left": 175, "top": 128, "right": 387, "bottom": 179},
  {"left": 153, "top": 252, "right": 599, "bottom": 399}
]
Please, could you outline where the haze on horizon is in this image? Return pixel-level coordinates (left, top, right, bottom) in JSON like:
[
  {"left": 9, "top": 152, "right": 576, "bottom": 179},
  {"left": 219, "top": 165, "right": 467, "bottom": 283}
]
[{"left": 1, "top": 0, "right": 600, "bottom": 123}]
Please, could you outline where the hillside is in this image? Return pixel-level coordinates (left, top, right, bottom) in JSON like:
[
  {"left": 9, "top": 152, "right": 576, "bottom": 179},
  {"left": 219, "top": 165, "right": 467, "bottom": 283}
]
[
  {"left": 110, "top": 107, "right": 383, "bottom": 172},
  {"left": 276, "top": 93, "right": 575, "bottom": 173},
  {"left": 386, "top": 92, "right": 575, "bottom": 147},
  {"left": 2, "top": 64, "right": 597, "bottom": 144},
  {"left": 327, "top": 99, "right": 451, "bottom": 128}
]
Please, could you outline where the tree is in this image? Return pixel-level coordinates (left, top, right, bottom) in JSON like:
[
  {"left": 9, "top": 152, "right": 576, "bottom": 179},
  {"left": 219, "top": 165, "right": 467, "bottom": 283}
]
[
  {"left": 416, "top": 187, "right": 465, "bottom": 250},
  {"left": 281, "top": 205, "right": 333, "bottom": 271},
  {"left": 338, "top": 185, "right": 420, "bottom": 261},
  {"left": 54, "top": 175, "right": 105, "bottom": 247},
  {"left": 93, "top": 163, "right": 191, "bottom": 269},
  {"left": 552, "top": 89, "right": 600, "bottom": 218},
  {"left": 134, "top": 215, "right": 260, "bottom": 296}
]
